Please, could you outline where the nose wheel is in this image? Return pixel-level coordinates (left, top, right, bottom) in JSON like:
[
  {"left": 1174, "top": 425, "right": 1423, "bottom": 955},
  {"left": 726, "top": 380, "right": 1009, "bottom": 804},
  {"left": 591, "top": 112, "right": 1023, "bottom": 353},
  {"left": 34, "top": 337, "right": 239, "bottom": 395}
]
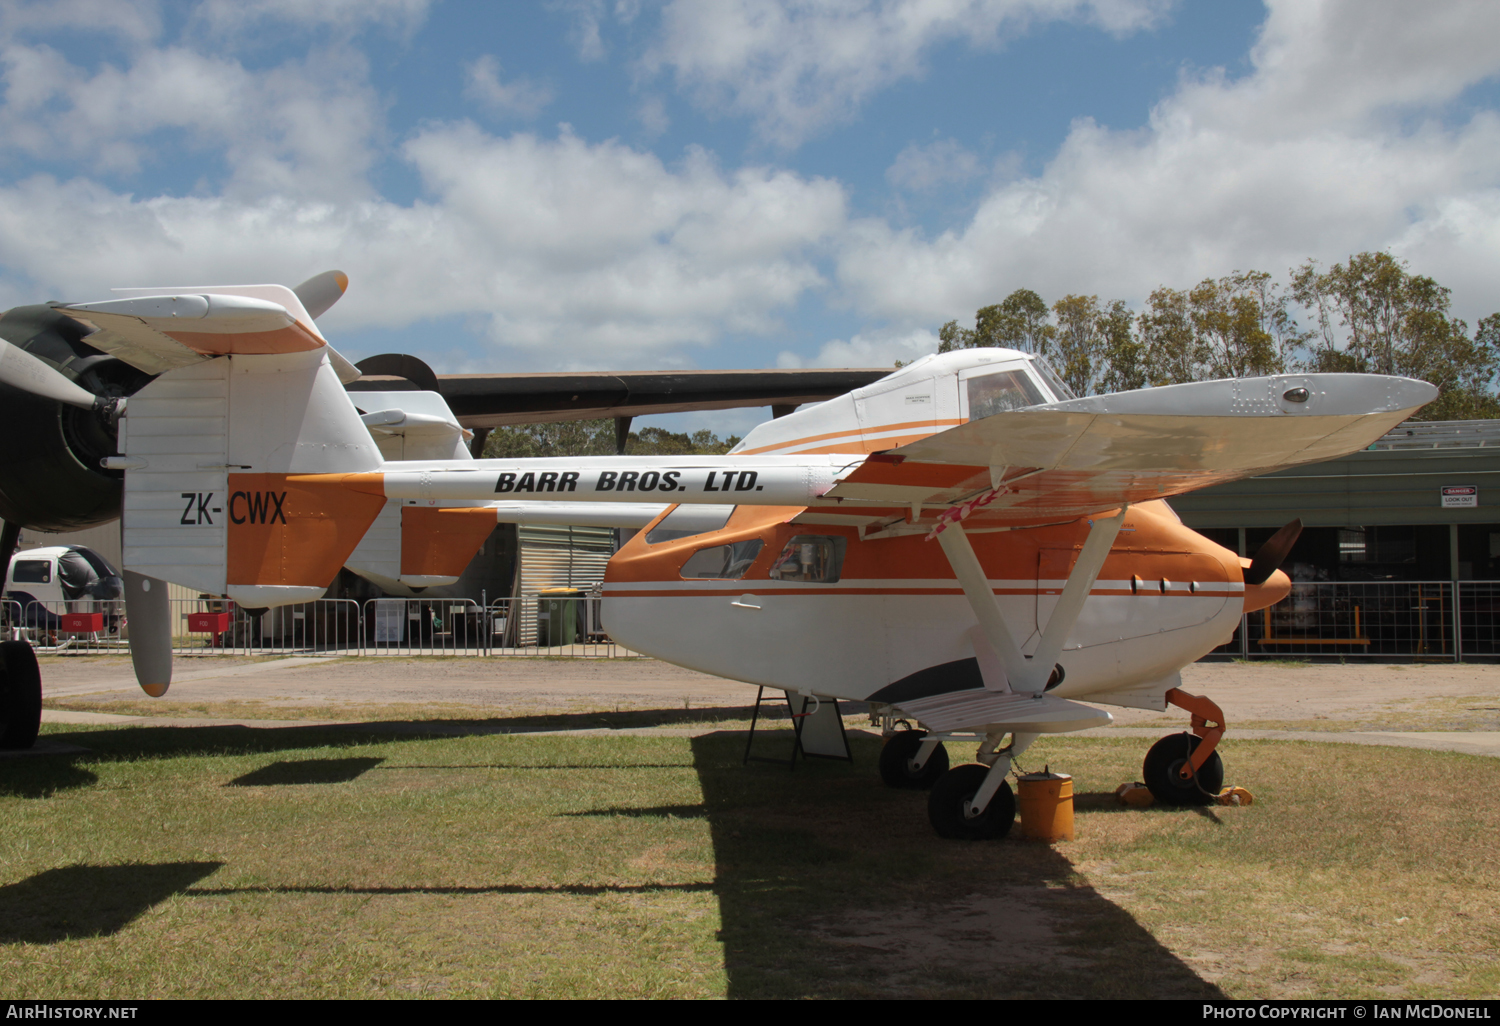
[{"left": 1143, "top": 732, "right": 1224, "bottom": 806}]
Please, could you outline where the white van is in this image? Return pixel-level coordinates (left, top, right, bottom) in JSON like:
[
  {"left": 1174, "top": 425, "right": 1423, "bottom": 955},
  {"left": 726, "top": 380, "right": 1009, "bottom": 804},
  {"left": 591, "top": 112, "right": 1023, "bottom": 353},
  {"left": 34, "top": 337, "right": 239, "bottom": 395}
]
[{"left": 3, "top": 545, "right": 124, "bottom": 633}]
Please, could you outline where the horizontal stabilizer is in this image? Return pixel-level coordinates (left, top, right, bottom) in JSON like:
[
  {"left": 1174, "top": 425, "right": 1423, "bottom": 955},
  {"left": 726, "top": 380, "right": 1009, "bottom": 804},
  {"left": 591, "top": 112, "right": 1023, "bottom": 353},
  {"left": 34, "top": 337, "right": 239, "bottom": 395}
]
[{"left": 56, "top": 282, "right": 360, "bottom": 381}]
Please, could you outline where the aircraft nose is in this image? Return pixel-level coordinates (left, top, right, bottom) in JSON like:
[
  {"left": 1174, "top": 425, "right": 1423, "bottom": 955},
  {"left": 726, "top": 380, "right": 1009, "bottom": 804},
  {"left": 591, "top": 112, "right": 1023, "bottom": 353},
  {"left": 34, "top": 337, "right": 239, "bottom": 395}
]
[{"left": 1243, "top": 565, "right": 1290, "bottom": 614}]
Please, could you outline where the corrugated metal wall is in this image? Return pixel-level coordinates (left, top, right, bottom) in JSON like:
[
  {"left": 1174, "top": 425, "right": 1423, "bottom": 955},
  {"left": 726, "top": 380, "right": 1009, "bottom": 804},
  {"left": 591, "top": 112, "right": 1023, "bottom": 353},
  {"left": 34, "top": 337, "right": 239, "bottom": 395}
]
[{"left": 518, "top": 524, "right": 616, "bottom": 593}]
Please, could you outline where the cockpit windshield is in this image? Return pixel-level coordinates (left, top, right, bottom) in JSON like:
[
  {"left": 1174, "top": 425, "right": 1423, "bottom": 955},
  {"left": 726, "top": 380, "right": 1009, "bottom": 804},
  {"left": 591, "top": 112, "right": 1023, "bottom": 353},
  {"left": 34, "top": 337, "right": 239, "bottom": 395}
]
[{"left": 1032, "top": 357, "right": 1077, "bottom": 401}]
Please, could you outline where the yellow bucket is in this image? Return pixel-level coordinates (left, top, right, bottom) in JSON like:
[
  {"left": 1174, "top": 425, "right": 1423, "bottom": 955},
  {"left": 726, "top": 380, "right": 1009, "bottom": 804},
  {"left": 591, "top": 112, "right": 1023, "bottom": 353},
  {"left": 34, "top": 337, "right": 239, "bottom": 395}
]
[{"left": 1017, "top": 769, "right": 1074, "bottom": 842}]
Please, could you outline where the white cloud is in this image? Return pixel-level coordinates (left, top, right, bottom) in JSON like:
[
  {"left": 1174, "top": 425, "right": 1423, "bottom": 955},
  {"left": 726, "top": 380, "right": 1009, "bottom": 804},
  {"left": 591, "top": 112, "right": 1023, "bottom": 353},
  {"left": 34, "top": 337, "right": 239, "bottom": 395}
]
[
  {"left": 778, "top": 327, "right": 939, "bottom": 368},
  {"left": 636, "top": 95, "right": 670, "bottom": 136},
  {"left": 886, "top": 137, "right": 983, "bottom": 192},
  {"left": 189, "top": 0, "right": 431, "bottom": 39},
  {"left": 0, "top": 127, "right": 848, "bottom": 367},
  {"left": 464, "top": 55, "right": 553, "bottom": 119},
  {"left": 836, "top": 0, "right": 1500, "bottom": 328},
  {"left": 551, "top": 0, "right": 609, "bottom": 62},
  {"left": 643, "top": 0, "right": 1172, "bottom": 147},
  {"left": 0, "top": 1, "right": 160, "bottom": 47},
  {"left": 0, "top": 41, "right": 383, "bottom": 200}
]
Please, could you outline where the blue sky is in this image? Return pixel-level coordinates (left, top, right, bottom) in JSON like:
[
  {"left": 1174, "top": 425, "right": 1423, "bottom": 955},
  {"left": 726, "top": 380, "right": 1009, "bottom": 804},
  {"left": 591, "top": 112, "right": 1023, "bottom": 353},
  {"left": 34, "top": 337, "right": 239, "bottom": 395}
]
[{"left": 1, "top": 0, "right": 1498, "bottom": 437}]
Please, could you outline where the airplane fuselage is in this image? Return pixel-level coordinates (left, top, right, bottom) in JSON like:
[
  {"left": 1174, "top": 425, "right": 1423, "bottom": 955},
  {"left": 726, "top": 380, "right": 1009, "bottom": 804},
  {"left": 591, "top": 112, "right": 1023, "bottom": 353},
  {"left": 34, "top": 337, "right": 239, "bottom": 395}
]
[{"left": 602, "top": 499, "right": 1248, "bottom": 708}]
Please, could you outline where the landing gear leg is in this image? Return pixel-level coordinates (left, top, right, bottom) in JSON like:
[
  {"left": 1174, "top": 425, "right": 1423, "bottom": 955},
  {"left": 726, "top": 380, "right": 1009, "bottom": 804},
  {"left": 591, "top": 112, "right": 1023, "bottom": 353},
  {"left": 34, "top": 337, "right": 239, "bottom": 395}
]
[
  {"left": 1142, "top": 688, "right": 1227, "bottom": 806},
  {"left": 928, "top": 731, "right": 1037, "bottom": 839}
]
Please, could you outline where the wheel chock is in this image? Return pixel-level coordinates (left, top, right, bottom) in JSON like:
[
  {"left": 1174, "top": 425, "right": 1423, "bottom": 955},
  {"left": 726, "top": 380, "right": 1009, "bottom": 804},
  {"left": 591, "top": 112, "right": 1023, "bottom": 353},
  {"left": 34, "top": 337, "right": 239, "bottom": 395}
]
[
  {"left": 1215, "top": 786, "right": 1254, "bottom": 806},
  {"left": 1114, "top": 781, "right": 1154, "bottom": 808}
]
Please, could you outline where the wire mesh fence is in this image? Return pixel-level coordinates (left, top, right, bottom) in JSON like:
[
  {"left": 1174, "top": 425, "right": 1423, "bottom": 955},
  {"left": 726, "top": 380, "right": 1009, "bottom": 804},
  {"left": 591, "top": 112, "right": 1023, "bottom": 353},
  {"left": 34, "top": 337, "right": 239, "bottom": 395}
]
[
  {"left": 1457, "top": 582, "right": 1500, "bottom": 658},
  {"left": 1211, "top": 581, "right": 1461, "bottom": 659}
]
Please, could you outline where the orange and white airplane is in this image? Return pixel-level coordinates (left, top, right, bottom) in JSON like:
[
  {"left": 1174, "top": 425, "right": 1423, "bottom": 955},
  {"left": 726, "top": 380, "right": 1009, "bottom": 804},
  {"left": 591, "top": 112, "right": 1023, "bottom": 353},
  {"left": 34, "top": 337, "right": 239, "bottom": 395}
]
[{"left": 0, "top": 277, "right": 1437, "bottom": 838}]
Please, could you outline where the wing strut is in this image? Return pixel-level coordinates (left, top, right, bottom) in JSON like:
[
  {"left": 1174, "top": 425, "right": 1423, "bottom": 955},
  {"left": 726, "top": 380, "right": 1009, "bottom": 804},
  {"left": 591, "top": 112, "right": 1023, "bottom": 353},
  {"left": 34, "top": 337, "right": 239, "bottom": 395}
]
[{"left": 934, "top": 507, "right": 1128, "bottom": 694}]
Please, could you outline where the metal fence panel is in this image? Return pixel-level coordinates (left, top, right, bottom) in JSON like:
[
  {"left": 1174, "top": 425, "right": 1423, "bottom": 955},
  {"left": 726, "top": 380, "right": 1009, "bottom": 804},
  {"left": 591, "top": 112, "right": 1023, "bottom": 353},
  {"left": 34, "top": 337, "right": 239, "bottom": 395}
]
[
  {"left": 488, "top": 596, "right": 639, "bottom": 658},
  {"left": 13, "top": 599, "right": 128, "bottom": 653},
  {"left": 364, "top": 598, "right": 490, "bottom": 656}
]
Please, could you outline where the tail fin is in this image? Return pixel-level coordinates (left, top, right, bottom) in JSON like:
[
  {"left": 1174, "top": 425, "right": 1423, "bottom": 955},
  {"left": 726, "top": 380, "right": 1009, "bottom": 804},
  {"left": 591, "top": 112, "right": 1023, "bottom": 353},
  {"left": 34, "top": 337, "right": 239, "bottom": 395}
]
[{"left": 120, "top": 349, "right": 386, "bottom": 608}]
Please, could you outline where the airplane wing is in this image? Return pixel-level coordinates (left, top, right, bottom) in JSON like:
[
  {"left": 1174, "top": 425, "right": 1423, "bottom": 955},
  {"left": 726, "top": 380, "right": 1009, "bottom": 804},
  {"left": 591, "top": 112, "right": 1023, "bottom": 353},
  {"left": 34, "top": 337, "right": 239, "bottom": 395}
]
[
  {"left": 349, "top": 362, "right": 892, "bottom": 429},
  {"left": 792, "top": 373, "right": 1438, "bottom": 534}
]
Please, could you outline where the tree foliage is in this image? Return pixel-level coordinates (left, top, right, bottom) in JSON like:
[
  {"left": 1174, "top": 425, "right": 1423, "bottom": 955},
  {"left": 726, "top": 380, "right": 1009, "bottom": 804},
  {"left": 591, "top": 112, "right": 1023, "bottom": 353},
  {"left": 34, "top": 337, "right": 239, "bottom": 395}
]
[
  {"left": 482, "top": 420, "right": 742, "bottom": 459},
  {"left": 937, "top": 253, "right": 1500, "bottom": 419}
]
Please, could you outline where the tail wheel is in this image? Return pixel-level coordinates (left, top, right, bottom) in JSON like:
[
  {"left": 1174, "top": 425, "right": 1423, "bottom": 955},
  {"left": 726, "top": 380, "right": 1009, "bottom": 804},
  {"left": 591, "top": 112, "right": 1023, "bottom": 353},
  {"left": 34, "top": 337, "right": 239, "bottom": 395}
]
[
  {"left": 1143, "top": 732, "right": 1224, "bottom": 806},
  {"left": 928, "top": 764, "right": 1015, "bottom": 840},
  {"left": 878, "top": 730, "right": 949, "bottom": 789},
  {"left": 0, "top": 640, "right": 42, "bottom": 750}
]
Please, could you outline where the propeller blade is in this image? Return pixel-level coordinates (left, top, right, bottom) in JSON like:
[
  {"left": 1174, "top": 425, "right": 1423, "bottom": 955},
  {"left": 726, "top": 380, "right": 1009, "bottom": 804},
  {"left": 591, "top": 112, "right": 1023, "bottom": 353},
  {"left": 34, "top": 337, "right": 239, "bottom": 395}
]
[
  {"left": 293, "top": 270, "right": 348, "bottom": 320},
  {"left": 1245, "top": 518, "right": 1303, "bottom": 586},
  {"left": 0, "top": 336, "right": 98, "bottom": 409}
]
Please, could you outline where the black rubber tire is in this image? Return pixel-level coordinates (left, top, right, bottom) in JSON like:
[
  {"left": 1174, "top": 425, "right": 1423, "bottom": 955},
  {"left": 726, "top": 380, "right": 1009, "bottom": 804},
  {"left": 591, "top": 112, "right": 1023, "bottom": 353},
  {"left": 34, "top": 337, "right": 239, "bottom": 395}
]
[
  {"left": 0, "top": 640, "right": 42, "bottom": 750},
  {"left": 928, "top": 764, "right": 1015, "bottom": 840},
  {"left": 878, "top": 731, "right": 950, "bottom": 789},
  {"left": 1143, "top": 732, "right": 1224, "bottom": 807}
]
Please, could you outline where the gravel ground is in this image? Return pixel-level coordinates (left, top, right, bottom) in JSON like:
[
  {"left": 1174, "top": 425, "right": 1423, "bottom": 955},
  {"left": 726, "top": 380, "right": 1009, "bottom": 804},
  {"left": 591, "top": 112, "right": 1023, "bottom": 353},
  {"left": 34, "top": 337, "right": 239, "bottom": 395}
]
[{"left": 32, "top": 654, "right": 1500, "bottom": 758}]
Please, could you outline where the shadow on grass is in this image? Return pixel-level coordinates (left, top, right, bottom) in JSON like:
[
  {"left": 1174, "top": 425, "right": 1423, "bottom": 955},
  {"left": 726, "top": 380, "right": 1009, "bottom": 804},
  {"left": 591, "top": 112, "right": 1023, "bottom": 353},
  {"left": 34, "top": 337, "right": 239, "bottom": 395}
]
[
  {"left": 684, "top": 730, "right": 1225, "bottom": 1000},
  {"left": 372, "top": 763, "right": 695, "bottom": 771},
  {"left": 560, "top": 803, "right": 709, "bottom": 819},
  {"left": 0, "top": 760, "right": 99, "bottom": 799},
  {"left": 23, "top": 705, "right": 796, "bottom": 796},
  {"left": 183, "top": 882, "right": 713, "bottom": 897},
  {"left": 0, "top": 862, "right": 222, "bottom": 943},
  {"left": 227, "top": 757, "right": 385, "bottom": 786}
]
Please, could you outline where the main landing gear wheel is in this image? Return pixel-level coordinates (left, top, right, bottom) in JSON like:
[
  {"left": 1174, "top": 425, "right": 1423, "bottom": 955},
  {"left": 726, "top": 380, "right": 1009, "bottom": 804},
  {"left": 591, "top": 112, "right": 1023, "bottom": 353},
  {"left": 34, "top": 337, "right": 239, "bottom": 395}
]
[
  {"left": 878, "top": 730, "right": 949, "bottom": 789},
  {"left": 928, "top": 764, "right": 1015, "bottom": 840},
  {"left": 0, "top": 640, "right": 42, "bottom": 750},
  {"left": 1143, "top": 732, "right": 1224, "bottom": 807}
]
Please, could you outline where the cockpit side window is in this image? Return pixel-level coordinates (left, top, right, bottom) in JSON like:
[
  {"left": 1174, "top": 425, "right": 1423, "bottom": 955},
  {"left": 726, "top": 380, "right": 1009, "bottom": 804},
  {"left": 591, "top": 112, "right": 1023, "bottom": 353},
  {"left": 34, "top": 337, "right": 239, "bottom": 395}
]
[
  {"left": 965, "top": 369, "right": 1045, "bottom": 421},
  {"left": 768, "top": 535, "right": 847, "bottom": 583},
  {"left": 679, "top": 540, "right": 764, "bottom": 580}
]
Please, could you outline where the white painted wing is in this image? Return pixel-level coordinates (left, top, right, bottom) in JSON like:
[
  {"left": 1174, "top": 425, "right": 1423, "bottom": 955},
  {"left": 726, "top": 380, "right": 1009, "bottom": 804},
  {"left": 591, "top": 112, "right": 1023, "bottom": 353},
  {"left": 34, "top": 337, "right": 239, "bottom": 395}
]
[{"left": 796, "top": 373, "right": 1437, "bottom": 531}]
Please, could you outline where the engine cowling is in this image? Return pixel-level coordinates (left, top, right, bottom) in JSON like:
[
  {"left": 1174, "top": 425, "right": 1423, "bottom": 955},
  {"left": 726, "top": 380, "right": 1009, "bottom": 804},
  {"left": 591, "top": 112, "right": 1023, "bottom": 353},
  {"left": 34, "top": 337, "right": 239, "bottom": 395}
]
[{"left": 0, "top": 305, "right": 152, "bottom": 531}]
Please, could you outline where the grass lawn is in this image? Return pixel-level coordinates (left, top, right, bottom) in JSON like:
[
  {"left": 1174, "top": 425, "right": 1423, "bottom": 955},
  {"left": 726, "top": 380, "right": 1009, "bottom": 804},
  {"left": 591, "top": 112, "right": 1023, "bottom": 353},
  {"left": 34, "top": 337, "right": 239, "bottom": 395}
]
[{"left": 2, "top": 721, "right": 1497, "bottom": 999}]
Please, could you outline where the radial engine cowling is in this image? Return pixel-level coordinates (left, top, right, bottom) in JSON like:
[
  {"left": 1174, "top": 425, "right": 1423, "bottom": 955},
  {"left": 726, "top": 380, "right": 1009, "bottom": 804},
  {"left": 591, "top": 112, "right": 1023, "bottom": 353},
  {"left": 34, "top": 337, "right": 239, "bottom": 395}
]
[{"left": 0, "top": 305, "right": 153, "bottom": 531}]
